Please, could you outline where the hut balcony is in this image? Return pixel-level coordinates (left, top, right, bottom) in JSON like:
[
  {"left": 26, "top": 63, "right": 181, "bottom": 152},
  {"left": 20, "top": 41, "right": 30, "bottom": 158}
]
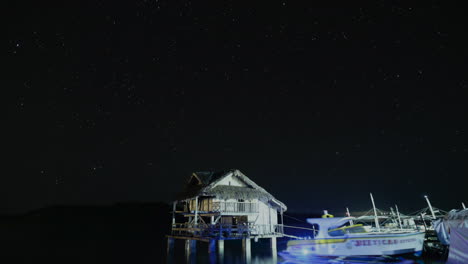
[{"left": 185, "top": 201, "right": 259, "bottom": 214}]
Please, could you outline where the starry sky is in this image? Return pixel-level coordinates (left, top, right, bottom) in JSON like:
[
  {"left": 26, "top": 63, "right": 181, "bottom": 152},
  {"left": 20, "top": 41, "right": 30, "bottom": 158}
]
[{"left": 5, "top": 2, "right": 467, "bottom": 214}]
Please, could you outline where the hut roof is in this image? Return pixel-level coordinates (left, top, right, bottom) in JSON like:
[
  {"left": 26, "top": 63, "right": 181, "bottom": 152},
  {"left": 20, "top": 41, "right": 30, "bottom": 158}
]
[
  {"left": 176, "top": 169, "right": 287, "bottom": 211},
  {"left": 206, "top": 185, "right": 273, "bottom": 201},
  {"left": 191, "top": 170, "right": 227, "bottom": 185}
]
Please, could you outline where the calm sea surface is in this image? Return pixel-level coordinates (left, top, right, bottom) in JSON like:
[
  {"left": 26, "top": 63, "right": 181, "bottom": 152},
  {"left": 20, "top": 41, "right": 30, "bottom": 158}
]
[
  {"left": 4, "top": 236, "right": 446, "bottom": 263},
  {"left": 167, "top": 239, "right": 446, "bottom": 264}
]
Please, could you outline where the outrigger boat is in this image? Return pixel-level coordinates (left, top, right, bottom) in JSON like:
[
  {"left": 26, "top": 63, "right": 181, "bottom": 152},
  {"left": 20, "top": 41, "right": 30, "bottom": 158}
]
[
  {"left": 280, "top": 216, "right": 425, "bottom": 260},
  {"left": 280, "top": 194, "right": 425, "bottom": 260}
]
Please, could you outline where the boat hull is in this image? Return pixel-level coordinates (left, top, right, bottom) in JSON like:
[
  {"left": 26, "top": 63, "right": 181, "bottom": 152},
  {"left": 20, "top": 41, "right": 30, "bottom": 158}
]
[
  {"left": 284, "top": 232, "right": 425, "bottom": 257},
  {"left": 278, "top": 252, "right": 417, "bottom": 263}
]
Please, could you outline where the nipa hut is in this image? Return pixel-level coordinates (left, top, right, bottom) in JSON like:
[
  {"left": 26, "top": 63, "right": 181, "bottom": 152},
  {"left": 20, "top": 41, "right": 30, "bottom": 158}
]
[{"left": 170, "top": 169, "right": 287, "bottom": 239}]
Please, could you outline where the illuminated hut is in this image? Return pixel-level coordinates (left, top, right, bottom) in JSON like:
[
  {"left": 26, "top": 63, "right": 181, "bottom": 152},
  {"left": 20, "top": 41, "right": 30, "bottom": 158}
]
[{"left": 167, "top": 169, "right": 287, "bottom": 259}]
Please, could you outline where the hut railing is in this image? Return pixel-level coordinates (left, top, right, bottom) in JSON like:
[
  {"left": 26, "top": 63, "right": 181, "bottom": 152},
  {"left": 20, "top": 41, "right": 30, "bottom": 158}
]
[
  {"left": 185, "top": 201, "right": 259, "bottom": 213},
  {"left": 211, "top": 202, "right": 258, "bottom": 213}
]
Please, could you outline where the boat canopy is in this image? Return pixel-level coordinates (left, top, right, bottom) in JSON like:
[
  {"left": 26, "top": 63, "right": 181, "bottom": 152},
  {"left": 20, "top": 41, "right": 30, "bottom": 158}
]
[
  {"left": 306, "top": 217, "right": 356, "bottom": 238},
  {"left": 306, "top": 217, "right": 355, "bottom": 229}
]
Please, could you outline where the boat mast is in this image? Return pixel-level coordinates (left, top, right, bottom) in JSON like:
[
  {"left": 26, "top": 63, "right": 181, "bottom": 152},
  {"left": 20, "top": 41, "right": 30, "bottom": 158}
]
[
  {"left": 346, "top": 207, "right": 354, "bottom": 225},
  {"left": 390, "top": 207, "right": 397, "bottom": 225},
  {"left": 395, "top": 204, "right": 403, "bottom": 229},
  {"left": 370, "top": 193, "right": 380, "bottom": 232},
  {"left": 424, "top": 195, "right": 436, "bottom": 219},
  {"left": 462, "top": 202, "right": 466, "bottom": 210}
]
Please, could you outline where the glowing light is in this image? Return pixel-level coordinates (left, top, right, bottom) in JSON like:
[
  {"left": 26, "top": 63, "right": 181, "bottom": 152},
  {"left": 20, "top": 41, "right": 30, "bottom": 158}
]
[{"left": 301, "top": 248, "right": 310, "bottom": 255}]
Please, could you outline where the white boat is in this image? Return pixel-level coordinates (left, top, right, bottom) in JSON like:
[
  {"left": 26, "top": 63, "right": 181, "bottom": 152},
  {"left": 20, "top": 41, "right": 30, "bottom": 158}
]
[
  {"left": 433, "top": 208, "right": 468, "bottom": 264},
  {"left": 280, "top": 216, "right": 425, "bottom": 259}
]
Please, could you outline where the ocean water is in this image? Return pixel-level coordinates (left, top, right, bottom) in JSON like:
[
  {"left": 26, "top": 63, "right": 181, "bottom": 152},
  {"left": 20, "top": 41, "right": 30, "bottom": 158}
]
[
  {"left": 1, "top": 206, "right": 447, "bottom": 264},
  {"left": 4, "top": 235, "right": 446, "bottom": 263},
  {"left": 167, "top": 239, "right": 446, "bottom": 264}
]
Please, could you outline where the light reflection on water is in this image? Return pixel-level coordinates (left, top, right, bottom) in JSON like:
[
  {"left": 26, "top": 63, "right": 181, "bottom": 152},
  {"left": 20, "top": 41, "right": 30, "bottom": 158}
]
[
  {"left": 167, "top": 240, "right": 446, "bottom": 264},
  {"left": 278, "top": 255, "right": 422, "bottom": 264},
  {"left": 170, "top": 252, "right": 445, "bottom": 264}
]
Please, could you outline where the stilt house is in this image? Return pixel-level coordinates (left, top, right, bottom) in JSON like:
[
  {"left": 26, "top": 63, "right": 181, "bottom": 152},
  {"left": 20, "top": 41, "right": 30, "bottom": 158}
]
[{"left": 170, "top": 169, "right": 287, "bottom": 239}]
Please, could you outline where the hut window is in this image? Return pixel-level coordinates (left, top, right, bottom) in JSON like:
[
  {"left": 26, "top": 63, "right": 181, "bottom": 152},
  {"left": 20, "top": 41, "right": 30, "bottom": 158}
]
[{"left": 229, "top": 181, "right": 231, "bottom": 186}]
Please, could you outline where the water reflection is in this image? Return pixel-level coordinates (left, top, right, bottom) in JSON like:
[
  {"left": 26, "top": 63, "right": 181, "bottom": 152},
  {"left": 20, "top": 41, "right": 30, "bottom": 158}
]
[
  {"left": 169, "top": 251, "right": 443, "bottom": 264},
  {"left": 278, "top": 254, "right": 418, "bottom": 264},
  {"left": 167, "top": 240, "right": 444, "bottom": 264}
]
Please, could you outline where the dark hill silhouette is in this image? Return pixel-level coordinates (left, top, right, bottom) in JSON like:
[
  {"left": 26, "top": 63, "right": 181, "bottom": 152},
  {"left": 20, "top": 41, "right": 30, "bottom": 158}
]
[{"left": 1, "top": 202, "right": 171, "bottom": 263}]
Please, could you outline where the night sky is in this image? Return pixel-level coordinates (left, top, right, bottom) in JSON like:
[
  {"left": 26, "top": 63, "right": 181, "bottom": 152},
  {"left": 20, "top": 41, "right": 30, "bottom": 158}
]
[{"left": 5, "top": 3, "right": 467, "bottom": 214}]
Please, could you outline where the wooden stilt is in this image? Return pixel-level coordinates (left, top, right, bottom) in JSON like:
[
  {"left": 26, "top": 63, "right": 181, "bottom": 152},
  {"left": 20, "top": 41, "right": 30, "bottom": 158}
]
[
  {"left": 270, "top": 237, "right": 277, "bottom": 250},
  {"left": 242, "top": 238, "right": 251, "bottom": 263},
  {"left": 167, "top": 237, "right": 174, "bottom": 255},
  {"left": 190, "top": 240, "right": 196, "bottom": 253},
  {"left": 172, "top": 202, "right": 176, "bottom": 224},
  {"left": 185, "top": 239, "right": 191, "bottom": 255},
  {"left": 166, "top": 237, "right": 175, "bottom": 263},
  {"left": 185, "top": 239, "right": 191, "bottom": 263},
  {"left": 270, "top": 237, "right": 277, "bottom": 261},
  {"left": 208, "top": 239, "right": 216, "bottom": 253},
  {"left": 218, "top": 239, "right": 224, "bottom": 261},
  {"left": 185, "top": 239, "right": 196, "bottom": 263},
  {"left": 209, "top": 250, "right": 216, "bottom": 264}
]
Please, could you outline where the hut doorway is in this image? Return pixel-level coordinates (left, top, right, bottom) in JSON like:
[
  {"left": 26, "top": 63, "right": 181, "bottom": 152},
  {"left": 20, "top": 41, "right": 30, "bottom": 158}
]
[
  {"left": 233, "top": 215, "right": 248, "bottom": 225},
  {"left": 233, "top": 216, "right": 249, "bottom": 235}
]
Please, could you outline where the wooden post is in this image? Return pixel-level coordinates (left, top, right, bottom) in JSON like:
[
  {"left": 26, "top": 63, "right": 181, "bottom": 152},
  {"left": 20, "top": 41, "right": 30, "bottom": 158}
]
[
  {"left": 191, "top": 240, "right": 196, "bottom": 253},
  {"left": 185, "top": 239, "right": 196, "bottom": 264},
  {"left": 171, "top": 201, "right": 176, "bottom": 235},
  {"left": 207, "top": 239, "right": 216, "bottom": 254},
  {"left": 167, "top": 237, "right": 174, "bottom": 255},
  {"left": 271, "top": 237, "right": 278, "bottom": 262},
  {"left": 194, "top": 197, "right": 199, "bottom": 234},
  {"left": 185, "top": 239, "right": 196, "bottom": 253},
  {"left": 185, "top": 239, "right": 190, "bottom": 251},
  {"left": 242, "top": 238, "right": 251, "bottom": 263},
  {"left": 219, "top": 221, "right": 222, "bottom": 238},
  {"left": 208, "top": 239, "right": 217, "bottom": 264},
  {"left": 268, "top": 204, "right": 272, "bottom": 234},
  {"left": 280, "top": 207, "right": 284, "bottom": 234},
  {"left": 172, "top": 201, "right": 176, "bottom": 224},
  {"left": 270, "top": 237, "right": 277, "bottom": 252},
  {"left": 218, "top": 239, "right": 224, "bottom": 259},
  {"left": 209, "top": 247, "right": 216, "bottom": 264},
  {"left": 185, "top": 239, "right": 191, "bottom": 258}
]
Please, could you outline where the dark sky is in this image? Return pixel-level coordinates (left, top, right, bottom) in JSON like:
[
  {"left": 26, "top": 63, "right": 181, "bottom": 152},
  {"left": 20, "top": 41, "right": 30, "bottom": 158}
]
[{"left": 5, "top": 2, "right": 467, "bottom": 214}]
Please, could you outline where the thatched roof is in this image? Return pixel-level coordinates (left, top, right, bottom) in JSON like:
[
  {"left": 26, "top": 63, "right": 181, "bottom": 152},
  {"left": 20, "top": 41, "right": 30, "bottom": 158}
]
[
  {"left": 206, "top": 185, "right": 273, "bottom": 201},
  {"left": 176, "top": 169, "right": 287, "bottom": 211},
  {"left": 190, "top": 170, "right": 228, "bottom": 185}
]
